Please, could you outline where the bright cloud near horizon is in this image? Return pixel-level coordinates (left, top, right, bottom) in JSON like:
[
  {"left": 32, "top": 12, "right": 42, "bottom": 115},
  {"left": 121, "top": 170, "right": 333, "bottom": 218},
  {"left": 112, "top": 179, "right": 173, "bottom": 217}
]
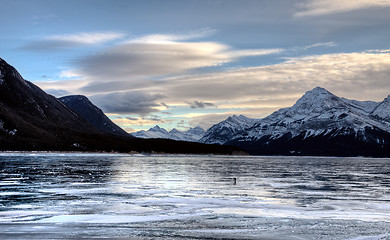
[{"left": 1, "top": 0, "right": 390, "bottom": 132}]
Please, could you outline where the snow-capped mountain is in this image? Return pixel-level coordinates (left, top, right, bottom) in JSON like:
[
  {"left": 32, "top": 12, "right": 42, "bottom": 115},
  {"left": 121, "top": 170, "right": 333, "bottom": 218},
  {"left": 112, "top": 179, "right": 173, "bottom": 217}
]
[
  {"left": 371, "top": 95, "right": 390, "bottom": 121},
  {"left": 201, "top": 87, "right": 390, "bottom": 156},
  {"left": 241, "top": 87, "right": 390, "bottom": 140},
  {"left": 199, "top": 115, "right": 259, "bottom": 145},
  {"left": 132, "top": 126, "right": 205, "bottom": 142}
]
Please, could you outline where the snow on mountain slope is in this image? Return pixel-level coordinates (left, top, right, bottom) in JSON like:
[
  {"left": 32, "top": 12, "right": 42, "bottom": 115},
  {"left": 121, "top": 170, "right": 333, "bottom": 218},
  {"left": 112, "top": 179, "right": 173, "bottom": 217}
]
[
  {"left": 131, "top": 126, "right": 205, "bottom": 142},
  {"left": 243, "top": 87, "right": 389, "bottom": 140},
  {"left": 132, "top": 126, "right": 170, "bottom": 139},
  {"left": 201, "top": 87, "right": 390, "bottom": 147},
  {"left": 371, "top": 95, "right": 390, "bottom": 121},
  {"left": 199, "top": 115, "right": 260, "bottom": 144}
]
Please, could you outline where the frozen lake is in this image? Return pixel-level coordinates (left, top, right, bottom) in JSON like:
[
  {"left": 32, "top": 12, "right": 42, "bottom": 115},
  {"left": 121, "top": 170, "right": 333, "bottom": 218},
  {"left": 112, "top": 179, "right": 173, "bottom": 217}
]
[{"left": 1, "top": 153, "right": 390, "bottom": 239}]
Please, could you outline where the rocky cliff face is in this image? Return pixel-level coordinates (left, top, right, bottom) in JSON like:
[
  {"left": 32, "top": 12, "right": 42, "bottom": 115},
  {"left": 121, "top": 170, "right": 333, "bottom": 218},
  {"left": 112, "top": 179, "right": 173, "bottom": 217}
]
[{"left": 60, "top": 95, "right": 131, "bottom": 138}]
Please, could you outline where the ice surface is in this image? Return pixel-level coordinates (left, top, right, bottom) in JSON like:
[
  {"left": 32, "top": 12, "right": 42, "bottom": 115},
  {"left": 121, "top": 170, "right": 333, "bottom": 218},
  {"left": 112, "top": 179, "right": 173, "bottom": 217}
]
[{"left": 1, "top": 154, "right": 390, "bottom": 239}]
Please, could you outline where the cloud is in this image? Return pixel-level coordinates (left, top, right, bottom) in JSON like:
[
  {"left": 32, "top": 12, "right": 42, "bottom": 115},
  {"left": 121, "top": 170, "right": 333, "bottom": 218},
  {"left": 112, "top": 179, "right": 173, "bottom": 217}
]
[
  {"left": 125, "top": 117, "right": 139, "bottom": 121},
  {"left": 295, "top": 0, "right": 390, "bottom": 17},
  {"left": 293, "top": 42, "right": 337, "bottom": 52},
  {"left": 59, "top": 70, "right": 82, "bottom": 79},
  {"left": 35, "top": 46, "right": 390, "bottom": 109},
  {"left": 188, "top": 100, "right": 215, "bottom": 109},
  {"left": 76, "top": 41, "right": 230, "bottom": 81},
  {"left": 142, "top": 116, "right": 163, "bottom": 122},
  {"left": 129, "top": 28, "right": 216, "bottom": 44},
  {"left": 59, "top": 31, "right": 284, "bottom": 93},
  {"left": 23, "top": 32, "right": 126, "bottom": 50},
  {"left": 45, "top": 89, "right": 71, "bottom": 97},
  {"left": 89, "top": 91, "right": 165, "bottom": 115},
  {"left": 143, "top": 48, "right": 390, "bottom": 128},
  {"left": 33, "top": 79, "right": 88, "bottom": 96},
  {"left": 228, "top": 48, "right": 285, "bottom": 58},
  {"left": 112, "top": 115, "right": 169, "bottom": 130},
  {"left": 35, "top": 48, "right": 390, "bottom": 124}
]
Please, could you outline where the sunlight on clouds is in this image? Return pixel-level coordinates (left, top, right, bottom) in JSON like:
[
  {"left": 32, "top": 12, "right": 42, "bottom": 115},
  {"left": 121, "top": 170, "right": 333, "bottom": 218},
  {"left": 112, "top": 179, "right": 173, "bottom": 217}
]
[
  {"left": 59, "top": 69, "right": 82, "bottom": 79},
  {"left": 46, "top": 32, "right": 126, "bottom": 44},
  {"left": 131, "top": 47, "right": 390, "bottom": 130},
  {"left": 112, "top": 116, "right": 174, "bottom": 132},
  {"left": 74, "top": 31, "right": 284, "bottom": 93},
  {"left": 23, "top": 32, "right": 126, "bottom": 50},
  {"left": 34, "top": 79, "right": 88, "bottom": 96},
  {"left": 128, "top": 28, "right": 216, "bottom": 44},
  {"left": 229, "top": 48, "right": 285, "bottom": 58},
  {"left": 76, "top": 41, "right": 231, "bottom": 82},
  {"left": 295, "top": 0, "right": 390, "bottom": 17}
]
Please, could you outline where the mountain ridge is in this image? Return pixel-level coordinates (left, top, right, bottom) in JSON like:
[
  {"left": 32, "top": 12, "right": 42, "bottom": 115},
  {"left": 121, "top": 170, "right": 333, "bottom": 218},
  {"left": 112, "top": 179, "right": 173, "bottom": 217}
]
[
  {"left": 0, "top": 57, "right": 241, "bottom": 155},
  {"left": 136, "top": 87, "right": 390, "bottom": 156},
  {"left": 203, "top": 87, "right": 390, "bottom": 156},
  {"left": 132, "top": 126, "right": 205, "bottom": 142},
  {"left": 59, "top": 95, "right": 131, "bottom": 138}
]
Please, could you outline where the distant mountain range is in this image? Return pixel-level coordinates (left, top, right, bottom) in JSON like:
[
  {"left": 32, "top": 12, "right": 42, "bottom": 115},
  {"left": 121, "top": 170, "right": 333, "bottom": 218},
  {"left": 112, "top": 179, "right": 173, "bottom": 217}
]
[
  {"left": 132, "top": 126, "right": 205, "bottom": 142},
  {"left": 135, "top": 87, "right": 390, "bottom": 157},
  {"left": 2, "top": 56, "right": 389, "bottom": 156},
  {"left": 0, "top": 57, "right": 240, "bottom": 155}
]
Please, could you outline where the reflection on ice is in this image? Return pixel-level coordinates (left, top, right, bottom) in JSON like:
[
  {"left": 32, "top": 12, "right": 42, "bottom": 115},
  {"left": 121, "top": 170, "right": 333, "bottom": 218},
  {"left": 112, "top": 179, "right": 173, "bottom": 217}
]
[{"left": 1, "top": 154, "right": 390, "bottom": 239}]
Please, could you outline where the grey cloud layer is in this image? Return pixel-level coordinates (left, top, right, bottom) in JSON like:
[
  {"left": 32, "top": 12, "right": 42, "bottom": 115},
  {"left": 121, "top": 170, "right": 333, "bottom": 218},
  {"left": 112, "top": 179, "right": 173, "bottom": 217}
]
[
  {"left": 38, "top": 48, "right": 390, "bottom": 117},
  {"left": 90, "top": 91, "right": 165, "bottom": 115},
  {"left": 76, "top": 42, "right": 229, "bottom": 80},
  {"left": 188, "top": 101, "right": 216, "bottom": 109}
]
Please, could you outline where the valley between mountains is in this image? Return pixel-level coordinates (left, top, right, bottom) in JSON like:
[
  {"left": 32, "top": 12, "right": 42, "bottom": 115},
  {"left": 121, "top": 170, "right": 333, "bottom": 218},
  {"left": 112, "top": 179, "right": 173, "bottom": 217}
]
[
  {"left": 1, "top": 57, "right": 389, "bottom": 156},
  {"left": 134, "top": 87, "right": 390, "bottom": 156}
]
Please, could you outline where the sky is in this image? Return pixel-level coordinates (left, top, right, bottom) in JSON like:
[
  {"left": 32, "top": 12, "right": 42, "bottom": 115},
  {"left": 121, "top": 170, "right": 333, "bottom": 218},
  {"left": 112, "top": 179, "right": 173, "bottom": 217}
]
[{"left": 1, "top": 0, "right": 390, "bottom": 132}]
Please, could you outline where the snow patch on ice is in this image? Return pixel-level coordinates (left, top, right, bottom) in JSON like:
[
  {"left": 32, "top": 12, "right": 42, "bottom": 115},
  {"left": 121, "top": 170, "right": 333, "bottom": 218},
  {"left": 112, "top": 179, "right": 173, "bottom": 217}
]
[
  {"left": 39, "top": 213, "right": 206, "bottom": 223},
  {"left": 347, "top": 234, "right": 390, "bottom": 240}
]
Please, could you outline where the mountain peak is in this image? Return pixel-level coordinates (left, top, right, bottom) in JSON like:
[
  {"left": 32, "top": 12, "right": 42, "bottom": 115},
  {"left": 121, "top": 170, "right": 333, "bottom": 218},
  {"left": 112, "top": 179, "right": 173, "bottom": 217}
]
[
  {"left": 311, "top": 86, "right": 329, "bottom": 92},
  {"left": 227, "top": 114, "right": 248, "bottom": 121},
  {"left": 169, "top": 128, "right": 181, "bottom": 134},
  {"left": 0, "top": 58, "right": 26, "bottom": 86},
  {"left": 132, "top": 125, "right": 204, "bottom": 142},
  {"left": 150, "top": 125, "right": 168, "bottom": 133},
  {"left": 59, "top": 95, "right": 130, "bottom": 138},
  {"left": 301, "top": 86, "right": 333, "bottom": 98},
  {"left": 190, "top": 126, "right": 204, "bottom": 131},
  {"left": 60, "top": 95, "right": 88, "bottom": 102},
  {"left": 287, "top": 86, "right": 345, "bottom": 114}
]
